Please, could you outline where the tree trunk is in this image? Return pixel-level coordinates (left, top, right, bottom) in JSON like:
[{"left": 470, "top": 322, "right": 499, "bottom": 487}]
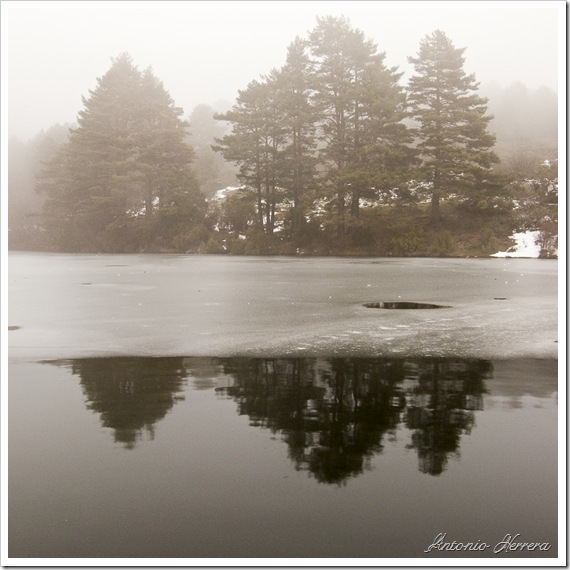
[
  {"left": 145, "top": 181, "right": 154, "bottom": 218},
  {"left": 256, "top": 184, "right": 264, "bottom": 229},
  {"left": 337, "top": 187, "right": 345, "bottom": 236},
  {"left": 431, "top": 191, "right": 441, "bottom": 224},
  {"left": 269, "top": 188, "right": 276, "bottom": 235},
  {"left": 431, "top": 168, "right": 442, "bottom": 224},
  {"left": 293, "top": 202, "right": 304, "bottom": 238},
  {"left": 350, "top": 190, "right": 360, "bottom": 220},
  {"left": 291, "top": 131, "right": 302, "bottom": 237}
]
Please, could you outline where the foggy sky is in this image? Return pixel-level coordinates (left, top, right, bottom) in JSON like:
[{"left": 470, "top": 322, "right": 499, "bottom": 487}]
[{"left": 3, "top": 0, "right": 563, "bottom": 140}]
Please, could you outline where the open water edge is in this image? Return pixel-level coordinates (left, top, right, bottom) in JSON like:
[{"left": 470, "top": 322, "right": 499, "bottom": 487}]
[{"left": 8, "top": 355, "right": 557, "bottom": 559}]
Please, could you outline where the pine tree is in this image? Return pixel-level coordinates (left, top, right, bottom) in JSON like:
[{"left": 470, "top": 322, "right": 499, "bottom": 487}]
[
  {"left": 343, "top": 50, "right": 416, "bottom": 218},
  {"left": 136, "top": 68, "right": 197, "bottom": 218},
  {"left": 213, "top": 78, "right": 285, "bottom": 235},
  {"left": 308, "top": 16, "right": 414, "bottom": 234},
  {"left": 308, "top": 15, "right": 374, "bottom": 235},
  {"left": 407, "top": 30, "right": 499, "bottom": 223},
  {"left": 47, "top": 53, "right": 142, "bottom": 249},
  {"left": 37, "top": 53, "right": 203, "bottom": 252},
  {"left": 269, "top": 37, "right": 318, "bottom": 240},
  {"left": 214, "top": 39, "right": 319, "bottom": 243}
]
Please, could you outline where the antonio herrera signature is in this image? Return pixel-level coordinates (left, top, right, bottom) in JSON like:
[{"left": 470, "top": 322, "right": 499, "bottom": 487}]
[{"left": 424, "top": 532, "right": 552, "bottom": 554}]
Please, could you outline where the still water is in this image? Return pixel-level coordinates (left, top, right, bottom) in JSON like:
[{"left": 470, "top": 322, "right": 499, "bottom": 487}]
[{"left": 9, "top": 356, "right": 557, "bottom": 559}]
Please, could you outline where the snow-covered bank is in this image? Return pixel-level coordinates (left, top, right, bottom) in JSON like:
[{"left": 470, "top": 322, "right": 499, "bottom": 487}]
[{"left": 491, "top": 230, "right": 544, "bottom": 258}]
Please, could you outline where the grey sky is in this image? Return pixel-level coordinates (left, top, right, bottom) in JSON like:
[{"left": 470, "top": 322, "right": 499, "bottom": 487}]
[{"left": 3, "top": 0, "right": 563, "bottom": 140}]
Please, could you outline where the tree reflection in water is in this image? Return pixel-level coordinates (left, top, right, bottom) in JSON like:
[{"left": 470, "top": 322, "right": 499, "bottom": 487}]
[
  {"left": 402, "top": 359, "right": 489, "bottom": 475},
  {"left": 217, "top": 358, "right": 406, "bottom": 484},
  {"left": 51, "top": 356, "right": 490, "bottom": 478},
  {"left": 216, "top": 358, "right": 490, "bottom": 483},
  {"left": 62, "top": 357, "right": 188, "bottom": 449}
]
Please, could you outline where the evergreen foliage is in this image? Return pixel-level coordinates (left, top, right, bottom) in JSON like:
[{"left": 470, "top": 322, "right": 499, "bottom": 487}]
[
  {"left": 37, "top": 53, "right": 205, "bottom": 252},
  {"left": 308, "top": 16, "right": 416, "bottom": 234},
  {"left": 407, "top": 30, "right": 500, "bottom": 223},
  {"left": 215, "top": 16, "right": 417, "bottom": 243},
  {"left": 8, "top": 20, "right": 556, "bottom": 257},
  {"left": 213, "top": 79, "right": 282, "bottom": 234},
  {"left": 270, "top": 37, "right": 319, "bottom": 241}
]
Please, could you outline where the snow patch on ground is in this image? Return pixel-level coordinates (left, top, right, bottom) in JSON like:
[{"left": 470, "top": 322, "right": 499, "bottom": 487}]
[
  {"left": 491, "top": 231, "right": 542, "bottom": 258},
  {"left": 211, "top": 186, "right": 245, "bottom": 202}
]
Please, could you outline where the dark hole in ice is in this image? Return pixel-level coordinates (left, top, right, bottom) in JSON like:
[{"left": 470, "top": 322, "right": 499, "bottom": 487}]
[
  {"left": 8, "top": 325, "right": 21, "bottom": 331},
  {"left": 363, "top": 301, "right": 450, "bottom": 310}
]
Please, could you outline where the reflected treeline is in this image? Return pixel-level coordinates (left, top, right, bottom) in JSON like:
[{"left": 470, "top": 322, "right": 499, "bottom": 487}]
[
  {"left": 49, "top": 356, "right": 491, "bottom": 478},
  {"left": 57, "top": 357, "right": 189, "bottom": 449},
  {"left": 216, "top": 359, "right": 402, "bottom": 484},
  {"left": 403, "top": 359, "right": 489, "bottom": 475},
  {"left": 216, "top": 358, "right": 491, "bottom": 482}
]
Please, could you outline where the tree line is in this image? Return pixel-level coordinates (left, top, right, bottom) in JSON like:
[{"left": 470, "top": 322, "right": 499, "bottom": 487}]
[{"left": 9, "top": 16, "right": 558, "bottom": 256}]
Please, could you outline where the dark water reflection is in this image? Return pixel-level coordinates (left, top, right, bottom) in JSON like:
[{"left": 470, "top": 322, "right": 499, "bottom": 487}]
[
  {"left": 10, "top": 356, "right": 557, "bottom": 558},
  {"left": 60, "top": 357, "right": 487, "bottom": 480},
  {"left": 216, "top": 358, "right": 489, "bottom": 481},
  {"left": 68, "top": 357, "right": 188, "bottom": 449}
]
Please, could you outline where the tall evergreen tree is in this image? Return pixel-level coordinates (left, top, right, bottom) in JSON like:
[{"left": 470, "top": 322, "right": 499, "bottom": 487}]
[
  {"left": 213, "top": 78, "right": 285, "bottom": 235},
  {"left": 308, "top": 16, "right": 414, "bottom": 234},
  {"left": 135, "top": 67, "right": 196, "bottom": 219},
  {"left": 37, "top": 53, "right": 203, "bottom": 252},
  {"left": 308, "top": 15, "right": 374, "bottom": 235},
  {"left": 215, "top": 39, "right": 318, "bottom": 242},
  {"left": 269, "top": 37, "right": 318, "bottom": 240},
  {"left": 40, "top": 53, "right": 142, "bottom": 249},
  {"left": 407, "top": 30, "right": 499, "bottom": 223},
  {"left": 343, "top": 50, "right": 416, "bottom": 218}
]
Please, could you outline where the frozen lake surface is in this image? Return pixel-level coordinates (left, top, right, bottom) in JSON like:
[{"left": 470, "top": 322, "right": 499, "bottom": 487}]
[{"left": 8, "top": 253, "right": 558, "bottom": 360}]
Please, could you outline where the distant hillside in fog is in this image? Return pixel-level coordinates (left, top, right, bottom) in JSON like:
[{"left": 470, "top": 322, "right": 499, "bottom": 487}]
[{"left": 482, "top": 81, "right": 558, "bottom": 148}]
